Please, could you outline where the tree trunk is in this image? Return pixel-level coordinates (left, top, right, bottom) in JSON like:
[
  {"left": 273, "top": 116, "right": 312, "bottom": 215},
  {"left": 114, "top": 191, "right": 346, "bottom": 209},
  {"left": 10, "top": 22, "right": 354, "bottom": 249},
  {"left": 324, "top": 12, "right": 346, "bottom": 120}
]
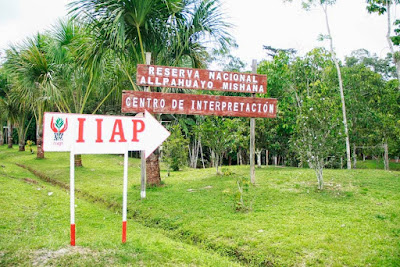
[
  {"left": 144, "top": 52, "right": 162, "bottom": 187},
  {"left": 188, "top": 142, "right": 193, "bottom": 167},
  {"left": 36, "top": 124, "right": 44, "bottom": 159},
  {"left": 0, "top": 127, "right": 4, "bottom": 146},
  {"left": 146, "top": 151, "right": 161, "bottom": 186},
  {"left": 299, "top": 157, "right": 303, "bottom": 168},
  {"left": 273, "top": 155, "right": 278, "bottom": 166},
  {"left": 265, "top": 150, "right": 269, "bottom": 166},
  {"left": 199, "top": 137, "right": 205, "bottom": 169},
  {"left": 322, "top": 3, "right": 351, "bottom": 169},
  {"left": 312, "top": 157, "right": 324, "bottom": 190},
  {"left": 19, "top": 144, "right": 25, "bottom": 151},
  {"left": 75, "top": 154, "right": 83, "bottom": 167},
  {"left": 18, "top": 123, "right": 26, "bottom": 152},
  {"left": 353, "top": 143, "right": 357, "bottom": 169},
  {"left": 189, "top": 138, "right": 200, "bottom": 168},
  {"left": 316, "top": 164, "right": 324, "bottom": 190},
  {"left": 189, "top": 139, "right": 199, "bottom": 168},
  {"left": 210, "top": 149, "right": 215, "bottom": 167},
  {"left": 256, "top": 149, "right": 262, "bottom": 168},
  {"left": 215, "top": 153, "right": 220, "bottom": 174},
  {"left": 383, "top": 143, "right": 389, "bottom": 171},
  {"left": 385, "top": 2, "right": 400, "bottom": 88},
  {"left": 7, "top": 121, "right": 13, "bottom": 149}
]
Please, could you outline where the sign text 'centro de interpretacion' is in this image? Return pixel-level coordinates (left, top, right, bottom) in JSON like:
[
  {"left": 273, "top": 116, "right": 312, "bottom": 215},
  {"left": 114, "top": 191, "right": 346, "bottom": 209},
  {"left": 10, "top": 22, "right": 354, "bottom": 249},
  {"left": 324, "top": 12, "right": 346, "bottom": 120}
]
[
  {"left": 136, "top": 64, "right": 267, "bottom": 94},
  {"left": 122, "top": 91, "right": 277, "bottom": 118}
]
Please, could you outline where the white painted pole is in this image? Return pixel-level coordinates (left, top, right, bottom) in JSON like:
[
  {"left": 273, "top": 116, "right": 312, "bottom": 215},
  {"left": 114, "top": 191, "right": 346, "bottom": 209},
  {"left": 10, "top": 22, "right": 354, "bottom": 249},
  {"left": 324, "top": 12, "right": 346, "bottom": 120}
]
[
  {"left": 250, "top": 59, "right": 257, "bottom": 184},
  {"left": 70, "top": 148, "right": 75, "bottom": 246},
  {"left": 141, "top": 152, "right": 146, "bottom": 199},
  {"left": 122, "top": 150, "right": 128, "bottom": 243}
]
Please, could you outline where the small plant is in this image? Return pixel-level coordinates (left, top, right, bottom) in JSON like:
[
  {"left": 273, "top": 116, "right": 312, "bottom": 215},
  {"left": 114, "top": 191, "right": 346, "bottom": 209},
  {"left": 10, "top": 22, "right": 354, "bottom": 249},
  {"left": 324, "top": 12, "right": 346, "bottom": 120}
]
[
  {"left": 234, "top": 176, "right": 251, "bottom": 212},
  {"left": 221, "top": 167, "right": 234, "bottom": 176},
  {"left": 26, "top": 140, "right": 35, "bottom": 154}
]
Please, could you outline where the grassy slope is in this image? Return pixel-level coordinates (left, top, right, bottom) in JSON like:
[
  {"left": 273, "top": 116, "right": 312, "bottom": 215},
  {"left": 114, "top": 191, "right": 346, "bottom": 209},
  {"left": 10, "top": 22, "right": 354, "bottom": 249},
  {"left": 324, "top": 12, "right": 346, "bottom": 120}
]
[
  {"left": 0, "top": 147, "right": 240, "bottom": 266},
  {"left": 1, "top": 146, "right": 399, "bottom": 266}
]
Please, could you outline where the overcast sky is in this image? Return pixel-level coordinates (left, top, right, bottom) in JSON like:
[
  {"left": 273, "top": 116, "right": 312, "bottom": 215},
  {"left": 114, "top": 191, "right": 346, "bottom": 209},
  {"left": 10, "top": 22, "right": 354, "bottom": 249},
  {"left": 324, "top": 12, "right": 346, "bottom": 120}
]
[{"left": 0, "top": 0, "right": 398, "bottom": 68}]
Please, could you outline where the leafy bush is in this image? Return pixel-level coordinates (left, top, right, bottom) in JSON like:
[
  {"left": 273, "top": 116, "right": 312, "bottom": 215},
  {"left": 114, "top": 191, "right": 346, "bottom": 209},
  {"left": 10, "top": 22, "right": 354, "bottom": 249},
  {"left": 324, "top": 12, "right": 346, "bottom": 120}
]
[{"left": 162, "top": 124, "right": 189, "bottom": 171}]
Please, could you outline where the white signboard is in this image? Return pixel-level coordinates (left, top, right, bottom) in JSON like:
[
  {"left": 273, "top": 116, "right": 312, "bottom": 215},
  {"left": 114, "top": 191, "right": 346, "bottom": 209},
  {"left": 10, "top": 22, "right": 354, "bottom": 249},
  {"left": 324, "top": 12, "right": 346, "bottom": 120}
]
[
  {"left": 43, "top": 110, "right": 170, "bottom": 157},
  {"left": 42, "top": 110, "right": 170, "bottom": 246}
]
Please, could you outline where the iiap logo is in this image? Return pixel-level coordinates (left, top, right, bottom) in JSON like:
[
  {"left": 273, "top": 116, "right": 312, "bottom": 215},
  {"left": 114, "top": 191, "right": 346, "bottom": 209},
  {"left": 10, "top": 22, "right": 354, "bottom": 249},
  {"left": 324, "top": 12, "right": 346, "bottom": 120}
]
[{"left": 50, "top": 117, "right": 68, "bottom": 141}]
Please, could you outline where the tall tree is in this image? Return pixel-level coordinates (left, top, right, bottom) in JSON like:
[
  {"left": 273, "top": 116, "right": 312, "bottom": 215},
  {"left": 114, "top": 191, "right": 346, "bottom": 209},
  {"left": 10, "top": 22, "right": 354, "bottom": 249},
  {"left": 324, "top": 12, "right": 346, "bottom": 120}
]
[
  {"left": 69, "top": 0, "right": 233, "bottom": 185},
  {"left": 49, "top": 18, "right": 113, "bottom": 166},
  {"left": 0, "top": 68, "right": 8, "bottom": 146},
  {"left": 1, "top": 66, "right": 33, "bottom": 151},
  {"left": 0, "top": 94, "right": 18, "bottom": 148},
  {"left": 345, "top": 49, "right": 396, "bottom": 80},
  {"left": 367, "top": 0, "right": 400, "bottom": 87},
  {"left": 258, "top": 51, "right": 297, "bottom": 166},
  {"left": 4, "top": 34, "right": 58, "bottom": 158},
  {"left": 11, "top": 91, "right": 32, "bottom": 151},
  {"left": 289, "top": 48, "right": 343, "bottom": 189},
  {"left": 285, "top": 0, "right": 352, "bottom": 169},
  {"left": 200, "top": 117, "right": 237, "bottom": 174}
]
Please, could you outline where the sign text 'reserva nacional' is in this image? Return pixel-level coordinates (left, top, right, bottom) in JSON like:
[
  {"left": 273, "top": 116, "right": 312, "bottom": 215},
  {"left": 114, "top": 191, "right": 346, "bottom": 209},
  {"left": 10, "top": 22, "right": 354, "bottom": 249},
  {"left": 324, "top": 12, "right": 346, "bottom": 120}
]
[{"left": 136, "top": 64, "right": 267, "bottom": 94}]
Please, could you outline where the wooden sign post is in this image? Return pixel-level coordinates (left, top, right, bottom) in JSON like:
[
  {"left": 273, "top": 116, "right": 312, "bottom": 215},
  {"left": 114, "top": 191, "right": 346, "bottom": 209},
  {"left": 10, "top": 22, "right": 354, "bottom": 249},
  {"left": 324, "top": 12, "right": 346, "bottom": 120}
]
[{"left": 123, "top": 63, "right": 276, "bottom": 185}]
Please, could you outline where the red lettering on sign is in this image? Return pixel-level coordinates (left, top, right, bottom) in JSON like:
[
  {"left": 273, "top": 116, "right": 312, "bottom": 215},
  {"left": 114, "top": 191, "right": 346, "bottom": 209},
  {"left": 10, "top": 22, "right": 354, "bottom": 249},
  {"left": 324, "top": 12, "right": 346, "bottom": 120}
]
[
  {"left": 132, "top": 120, "right": 145, "bottom": 142},
  {"left": 76, "top": 118, "right": 86, "bottom": 143},
  {"left": 95, "top": 119, "right": 103, "bottom": 143},
  {"left": 110, "top": 119, "right": 127, "bottom": 143}
]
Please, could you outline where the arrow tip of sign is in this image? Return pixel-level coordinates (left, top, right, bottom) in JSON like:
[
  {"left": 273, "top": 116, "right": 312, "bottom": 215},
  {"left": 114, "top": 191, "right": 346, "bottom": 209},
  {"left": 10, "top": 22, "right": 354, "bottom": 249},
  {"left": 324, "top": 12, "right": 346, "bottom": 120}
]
[{"left": 143, "top": 110, "right": 171, "bottom": 158}]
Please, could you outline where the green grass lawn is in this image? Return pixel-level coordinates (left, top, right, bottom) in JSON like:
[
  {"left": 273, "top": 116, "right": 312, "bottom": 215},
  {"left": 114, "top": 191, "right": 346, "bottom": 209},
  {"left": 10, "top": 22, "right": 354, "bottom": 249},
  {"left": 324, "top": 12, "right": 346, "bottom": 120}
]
[
  {"left": 1, "top": 146, "right": 399, "bottom": 266},
  {"left": 356, "top": 158, "right": 400, "bottom": 171}
]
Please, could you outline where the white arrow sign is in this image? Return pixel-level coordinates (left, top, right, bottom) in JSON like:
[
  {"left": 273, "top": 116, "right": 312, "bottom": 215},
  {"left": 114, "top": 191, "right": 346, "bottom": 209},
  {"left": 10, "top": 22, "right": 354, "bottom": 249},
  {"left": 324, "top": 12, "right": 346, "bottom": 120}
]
[
  {"left": 43, "top": 110, "right": 170, "bottom": 157},
  {"left": 43, "top": 111, "right": 170, "bottom": 246}
]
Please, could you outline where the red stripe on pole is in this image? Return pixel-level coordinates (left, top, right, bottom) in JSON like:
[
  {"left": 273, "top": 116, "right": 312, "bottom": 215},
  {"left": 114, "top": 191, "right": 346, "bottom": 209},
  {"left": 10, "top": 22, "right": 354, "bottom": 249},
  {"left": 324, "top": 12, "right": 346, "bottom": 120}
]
[
  {"left": 122, "top": 221, "right": 127, "bottom": 243},
  {"left": 70, "top": 224, "right": 76, "bottom": 246}
]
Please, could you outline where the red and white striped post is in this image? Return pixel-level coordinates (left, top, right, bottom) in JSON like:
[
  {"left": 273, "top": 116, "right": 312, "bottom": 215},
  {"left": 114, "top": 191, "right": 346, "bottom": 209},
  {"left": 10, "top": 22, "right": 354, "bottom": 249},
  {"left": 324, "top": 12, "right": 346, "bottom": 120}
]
[
  {"left": 122, "top": 150, "right": 128, "bottom": 243},
  {"left": 70, "top": 147, "right": 75, "bottom": 246}
]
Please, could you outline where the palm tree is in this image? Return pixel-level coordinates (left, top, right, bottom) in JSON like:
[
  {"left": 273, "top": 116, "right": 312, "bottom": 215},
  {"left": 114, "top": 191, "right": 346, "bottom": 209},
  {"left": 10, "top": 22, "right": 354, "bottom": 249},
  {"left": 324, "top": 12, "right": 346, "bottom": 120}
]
[
  {"left": 69, "top": 0, "right": 233, "bottom": 185},
  {"left": 4, "top": 34, "right": 58, "bottom": 158},
  {"left": 0, "top": 111, "right": 5, "bottom": 146},
  {"left": 0, "top": 115, "right": 4, "bottom": 146},
  {"left": 0, "top": 93, "right": 18, "bottom": 148},
  {"left": 0, "top": 67, "right": 8, "bottom": 146},
  {"left": 12, "top": 91, "right": 32, "bottom": 151},
  {"left": 50, "top": 18, "right": 128, "bottom": 166}
]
